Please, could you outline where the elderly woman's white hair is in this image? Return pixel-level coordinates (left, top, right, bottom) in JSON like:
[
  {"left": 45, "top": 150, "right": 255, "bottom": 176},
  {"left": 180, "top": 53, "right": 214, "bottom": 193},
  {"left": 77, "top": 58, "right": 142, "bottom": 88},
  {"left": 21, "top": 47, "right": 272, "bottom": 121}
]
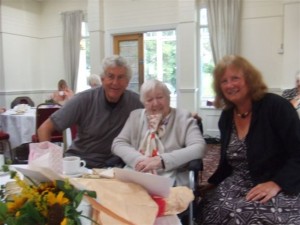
[
  {"left": 140, "top": 79, "right": 171, "bottom": 103},
  {"left": 87, "top": 74, "right": 101, "bottom": 88}
]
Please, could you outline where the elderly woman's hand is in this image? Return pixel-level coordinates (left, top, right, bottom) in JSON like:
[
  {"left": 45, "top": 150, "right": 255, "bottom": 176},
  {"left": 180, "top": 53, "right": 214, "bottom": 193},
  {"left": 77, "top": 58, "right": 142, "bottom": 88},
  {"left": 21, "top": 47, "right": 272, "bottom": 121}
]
[
  {"left": 246, "top": 181, "right": 282, "bottom": 203},
  {"left": 135, "top": 156, "right": 163, "bottom": 174}
]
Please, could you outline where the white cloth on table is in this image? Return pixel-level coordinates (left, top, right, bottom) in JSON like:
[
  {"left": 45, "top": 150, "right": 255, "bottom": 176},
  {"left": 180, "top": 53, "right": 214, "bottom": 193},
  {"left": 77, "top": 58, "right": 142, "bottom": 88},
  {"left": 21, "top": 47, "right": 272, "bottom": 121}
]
[{"left": 0, "top": 108, "right": 36, "bottom": 148}]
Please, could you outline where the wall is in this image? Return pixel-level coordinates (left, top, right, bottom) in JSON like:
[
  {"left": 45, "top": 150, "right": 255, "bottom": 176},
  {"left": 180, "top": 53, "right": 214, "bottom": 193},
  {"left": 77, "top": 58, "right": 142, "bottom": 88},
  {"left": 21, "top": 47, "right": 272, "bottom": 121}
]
[
  {"left": 0, "top": 0, "right": 299, "bottom": 136},
  {"left": 201, "top": 0, "right": 299, "bottom": 137},
  {"left": 0, "top": 0, "right": 87, "bottom": 107},
  {"left": 99, "top": 0, "right": 198, "bottom": 112},
  {"left": 282, "top": 0, "right": 300, "bottom": 87},
  {"left": 0, "top": 0, "right": 42, "bottom": 107}
]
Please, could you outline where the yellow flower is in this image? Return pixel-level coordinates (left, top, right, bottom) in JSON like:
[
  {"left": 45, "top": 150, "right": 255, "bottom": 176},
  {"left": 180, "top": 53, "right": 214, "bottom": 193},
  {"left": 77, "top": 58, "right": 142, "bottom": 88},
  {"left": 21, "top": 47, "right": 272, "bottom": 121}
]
[
  {"left": 47, "top": 191, "right": 69, "bottom": 206},
  {"left": 60, "top": 217, "right": 68, "bottom": 225},
  {"left": 6, "top": 196, "right": 27, "bottom": 213},
  {"left": 1, "top": 173, "right": 97, "bottom": 225}
]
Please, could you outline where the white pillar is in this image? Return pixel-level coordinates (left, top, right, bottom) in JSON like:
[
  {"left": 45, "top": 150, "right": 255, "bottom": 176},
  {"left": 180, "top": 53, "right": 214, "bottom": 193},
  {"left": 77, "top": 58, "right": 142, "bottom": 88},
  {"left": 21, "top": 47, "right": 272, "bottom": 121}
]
[
  {"left": 87, "top": 0, "right": 105, "bottom": 74},
  {"left": 176, "top": 0, "right": 198, "bottom": 112},
  {"left": 282, "top": 0, "right": 300, "bottom": 87}
]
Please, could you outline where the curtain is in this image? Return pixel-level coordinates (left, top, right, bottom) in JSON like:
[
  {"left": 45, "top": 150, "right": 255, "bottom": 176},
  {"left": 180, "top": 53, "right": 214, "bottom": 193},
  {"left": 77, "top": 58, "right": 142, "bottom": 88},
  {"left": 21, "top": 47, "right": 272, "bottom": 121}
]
[
  {"left": 61, "top": 10, "right": 83, "bottom": 91},
  {"left": 206, "top": 0, "right": 242, "bottom": 64}
]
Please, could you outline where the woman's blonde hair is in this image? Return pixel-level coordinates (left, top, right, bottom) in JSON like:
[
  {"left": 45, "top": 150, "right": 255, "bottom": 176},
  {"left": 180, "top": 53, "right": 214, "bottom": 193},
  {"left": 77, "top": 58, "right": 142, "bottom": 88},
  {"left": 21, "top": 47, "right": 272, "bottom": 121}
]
[
  {"left": 58, "top": 79, "right": 67, "bottom": 90},
  {"left": 213, "top": 55, "right": 268, "bottom": 109}
]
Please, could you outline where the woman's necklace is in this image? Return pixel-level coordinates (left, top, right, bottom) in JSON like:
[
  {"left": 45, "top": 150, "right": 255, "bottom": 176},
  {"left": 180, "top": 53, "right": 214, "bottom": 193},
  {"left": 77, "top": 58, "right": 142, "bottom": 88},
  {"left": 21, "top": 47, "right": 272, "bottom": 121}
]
[{"left": 235, "top": 110, "right": 251, "bottom": 119}]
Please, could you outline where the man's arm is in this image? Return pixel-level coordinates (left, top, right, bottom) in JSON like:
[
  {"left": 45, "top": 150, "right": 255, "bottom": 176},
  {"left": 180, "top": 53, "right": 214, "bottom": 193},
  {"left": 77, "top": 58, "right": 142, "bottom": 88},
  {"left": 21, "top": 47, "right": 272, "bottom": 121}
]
[{"left": 37, "top": 118, "right": 56, "bottom": 141}]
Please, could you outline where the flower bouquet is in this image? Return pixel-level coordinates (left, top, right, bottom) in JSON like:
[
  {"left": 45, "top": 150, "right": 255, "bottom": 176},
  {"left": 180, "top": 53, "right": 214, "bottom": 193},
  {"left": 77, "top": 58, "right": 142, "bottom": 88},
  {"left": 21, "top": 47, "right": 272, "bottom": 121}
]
[{"left": 0, "top": 171, "right": 97, "bottom": 225}]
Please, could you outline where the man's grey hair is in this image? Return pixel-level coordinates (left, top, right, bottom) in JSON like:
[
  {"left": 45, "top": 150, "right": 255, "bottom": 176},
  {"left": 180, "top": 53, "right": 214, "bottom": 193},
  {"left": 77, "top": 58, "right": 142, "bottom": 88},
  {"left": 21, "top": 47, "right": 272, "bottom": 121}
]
[{"left": 100, "top": 55, "right": 132, "bottom": 80}]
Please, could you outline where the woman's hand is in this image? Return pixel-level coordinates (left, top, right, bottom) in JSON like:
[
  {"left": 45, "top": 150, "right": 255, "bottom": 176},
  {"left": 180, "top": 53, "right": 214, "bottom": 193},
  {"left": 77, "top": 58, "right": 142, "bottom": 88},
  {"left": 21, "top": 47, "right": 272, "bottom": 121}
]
[
  {"left": 135, "top": 156, "right": 162, "bottom": 174},
  {"left": 246, "top": 181, "right": 281, "bottom": 203},
  {"left": 291, "top": 96, "right": 300, "bottom": 108}
]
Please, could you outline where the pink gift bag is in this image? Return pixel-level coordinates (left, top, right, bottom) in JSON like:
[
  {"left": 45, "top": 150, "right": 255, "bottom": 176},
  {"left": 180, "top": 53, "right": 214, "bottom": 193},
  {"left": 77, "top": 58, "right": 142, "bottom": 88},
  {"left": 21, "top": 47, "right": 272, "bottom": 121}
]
[{"left": 28, "top": 141, "right": 63, "bottom": 174}]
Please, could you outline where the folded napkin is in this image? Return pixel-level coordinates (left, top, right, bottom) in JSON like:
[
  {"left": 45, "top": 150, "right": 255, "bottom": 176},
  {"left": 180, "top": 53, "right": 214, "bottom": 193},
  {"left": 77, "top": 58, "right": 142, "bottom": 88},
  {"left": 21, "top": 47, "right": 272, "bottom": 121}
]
[{"left": 13, "top": 104, "right": 30, "bottom": 113}]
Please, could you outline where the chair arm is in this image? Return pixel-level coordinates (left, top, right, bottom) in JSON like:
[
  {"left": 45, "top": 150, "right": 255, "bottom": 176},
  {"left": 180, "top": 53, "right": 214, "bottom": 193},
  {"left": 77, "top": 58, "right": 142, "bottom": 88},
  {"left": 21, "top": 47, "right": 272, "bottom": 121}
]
[
  {"left": 105, "top": 155, "right": 125, "bottom": 168},
  {"left": 187, "top": 159, "right": 203, "bottom": 172}
]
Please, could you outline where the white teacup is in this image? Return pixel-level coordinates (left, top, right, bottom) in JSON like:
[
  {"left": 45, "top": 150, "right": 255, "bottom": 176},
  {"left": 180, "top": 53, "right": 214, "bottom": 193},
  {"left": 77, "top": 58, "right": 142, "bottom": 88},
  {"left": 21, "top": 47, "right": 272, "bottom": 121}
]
[{"left": 63, "top": 156, "right": 86, "bottom": 175}]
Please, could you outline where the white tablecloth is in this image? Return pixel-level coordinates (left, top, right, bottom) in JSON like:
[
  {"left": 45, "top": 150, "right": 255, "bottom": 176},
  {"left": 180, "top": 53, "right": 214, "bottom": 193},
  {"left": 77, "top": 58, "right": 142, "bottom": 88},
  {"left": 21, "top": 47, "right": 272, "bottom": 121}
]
[{"left": 0, "top": 108, "right": 36, "bottom": 148}]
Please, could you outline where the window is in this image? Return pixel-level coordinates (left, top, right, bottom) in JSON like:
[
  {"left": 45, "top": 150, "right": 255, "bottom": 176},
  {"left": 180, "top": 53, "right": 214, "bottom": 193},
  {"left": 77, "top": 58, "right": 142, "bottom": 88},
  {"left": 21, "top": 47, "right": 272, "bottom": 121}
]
[
  {"left": 114, "top": 30, "right": 177, "bottom": 108},
  {"left": 144, "top": 30, "right": 177, "bottom": 107},
  {"left": 76, "top": 22, "right": 90, "bottom": 93},
  {"left": 199, "top": 7, "right": 215, "bottom": 107}
]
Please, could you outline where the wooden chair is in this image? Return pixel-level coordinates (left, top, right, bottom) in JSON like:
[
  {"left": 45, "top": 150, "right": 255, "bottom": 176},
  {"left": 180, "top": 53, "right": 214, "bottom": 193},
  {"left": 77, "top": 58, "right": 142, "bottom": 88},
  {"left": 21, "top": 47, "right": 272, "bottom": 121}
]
[
  {"left": 0, "top": 131, "right": 13, "bottom": 162},
  {"left": 31, "top": 103, "right": 63, "bottom": 143},
  {"left": 11, "top": 96, "right": 35, "bottom": 108}
]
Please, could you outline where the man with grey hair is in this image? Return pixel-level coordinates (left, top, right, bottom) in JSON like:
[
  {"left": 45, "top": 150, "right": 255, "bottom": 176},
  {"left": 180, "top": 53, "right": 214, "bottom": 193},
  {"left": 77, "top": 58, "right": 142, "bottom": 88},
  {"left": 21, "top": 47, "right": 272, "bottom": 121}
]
[{"left": 38, "top": 55, "right": 143, "bottom": 168}]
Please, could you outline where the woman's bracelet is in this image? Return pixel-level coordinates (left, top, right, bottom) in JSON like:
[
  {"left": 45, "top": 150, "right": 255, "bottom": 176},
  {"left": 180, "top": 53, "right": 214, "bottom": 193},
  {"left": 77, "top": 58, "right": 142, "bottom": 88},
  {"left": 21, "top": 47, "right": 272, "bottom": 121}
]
[{"left": 159, "top": 155, "right": 166, "bottom": 169}]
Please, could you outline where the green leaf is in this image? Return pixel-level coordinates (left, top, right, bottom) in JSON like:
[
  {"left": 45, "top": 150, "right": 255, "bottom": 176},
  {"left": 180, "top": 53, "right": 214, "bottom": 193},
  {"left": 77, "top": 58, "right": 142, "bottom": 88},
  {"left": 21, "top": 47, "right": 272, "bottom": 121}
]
[
  {"left": 0, "top": 201, "right": 8, "bottom": 218},
  {"left": 84, "top": 190, "right": 97, "bottom": 198},
  {"left": 16, "top": 201, "right": 45, "bottom": 225},
  {"left": 74, "top": 191, "right": 84, "bottom": 208}
]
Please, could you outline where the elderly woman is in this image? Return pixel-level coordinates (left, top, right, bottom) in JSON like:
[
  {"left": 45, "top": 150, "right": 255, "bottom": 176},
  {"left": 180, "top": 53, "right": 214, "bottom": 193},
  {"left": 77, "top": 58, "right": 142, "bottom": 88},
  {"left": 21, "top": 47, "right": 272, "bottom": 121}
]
[
  {"left": 197, "top": 55, "right": 300, "bottom": 224},
  {"left": 87, "top": 74, "right": 101, "bottom": 88},
  {"left": 112, "top": 79, "right": 206, "bottom": 186},
  {"left": 282, "top": 70, "right": 300, "bottom": 117}
]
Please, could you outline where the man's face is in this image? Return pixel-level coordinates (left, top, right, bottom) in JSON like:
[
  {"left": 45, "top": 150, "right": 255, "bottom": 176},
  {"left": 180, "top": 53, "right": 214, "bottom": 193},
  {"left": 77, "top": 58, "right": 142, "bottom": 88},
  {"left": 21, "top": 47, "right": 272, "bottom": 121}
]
[{"left": 101, "top": 66, "right": 129, "bottom": 102}]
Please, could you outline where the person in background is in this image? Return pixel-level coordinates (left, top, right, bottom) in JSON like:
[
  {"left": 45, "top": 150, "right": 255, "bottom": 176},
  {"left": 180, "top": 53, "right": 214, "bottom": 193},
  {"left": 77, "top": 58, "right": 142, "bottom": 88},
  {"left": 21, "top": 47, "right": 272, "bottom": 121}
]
[
  {"left": 196, "top": 55, "right": 300, "bottom": 224},
  {"left": 50, "top": 79, "right": 74, "bottom": 105},
  {"left": 87, "top": 74, "right": 101, "bottom": 88},
  {"left": 112, "top": 79, "right": 206, "bottom": 186},
  {"left": 0, "top": 107, "right": 6, "bottom": 113},
  {"left": 282, "top": 70, "right": 300, "bottom": 112},
  {"left": 38, "top": 55, "right": 144, "bottom": 168}
]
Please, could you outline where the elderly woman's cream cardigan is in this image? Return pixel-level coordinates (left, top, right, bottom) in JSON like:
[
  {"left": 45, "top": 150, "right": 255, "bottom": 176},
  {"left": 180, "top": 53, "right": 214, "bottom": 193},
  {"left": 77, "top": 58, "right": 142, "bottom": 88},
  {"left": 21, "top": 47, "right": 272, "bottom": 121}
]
[{"left": 112, "top": 108, "right": 206, "bottom": 186}]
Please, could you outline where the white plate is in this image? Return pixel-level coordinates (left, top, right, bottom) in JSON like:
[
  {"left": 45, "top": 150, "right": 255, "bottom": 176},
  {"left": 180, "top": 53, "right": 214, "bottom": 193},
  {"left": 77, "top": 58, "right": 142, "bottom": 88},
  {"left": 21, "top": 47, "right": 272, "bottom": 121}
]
[{"left": 63, "top": 167, "right": 89, "bottom": 178}]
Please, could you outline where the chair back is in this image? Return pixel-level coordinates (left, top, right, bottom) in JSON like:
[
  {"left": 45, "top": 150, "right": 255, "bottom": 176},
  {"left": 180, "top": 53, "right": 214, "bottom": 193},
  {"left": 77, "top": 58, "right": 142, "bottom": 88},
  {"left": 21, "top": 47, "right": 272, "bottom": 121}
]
[
  {"left": 12, "top": 143, "right": 30, "bottom": 164},
  {"left": 32, "top": 103, "right": 63, "bottom": 142},
  {"left": 11, "top": 96, "right": 35, "bottom": 108}
]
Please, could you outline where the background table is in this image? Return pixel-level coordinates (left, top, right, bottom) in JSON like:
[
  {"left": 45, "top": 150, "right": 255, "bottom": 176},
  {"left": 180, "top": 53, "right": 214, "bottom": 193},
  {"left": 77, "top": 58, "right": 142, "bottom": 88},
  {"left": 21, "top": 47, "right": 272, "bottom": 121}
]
[{"left": 0, "top": 108, "right": 36, "bottom": 148}]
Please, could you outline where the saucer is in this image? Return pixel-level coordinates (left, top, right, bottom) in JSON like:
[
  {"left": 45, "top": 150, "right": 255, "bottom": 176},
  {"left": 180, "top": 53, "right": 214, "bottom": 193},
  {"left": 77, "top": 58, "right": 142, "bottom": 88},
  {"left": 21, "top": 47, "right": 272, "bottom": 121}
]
[{"left": 63, "top": 167, "right": 89, "bottom": 178}]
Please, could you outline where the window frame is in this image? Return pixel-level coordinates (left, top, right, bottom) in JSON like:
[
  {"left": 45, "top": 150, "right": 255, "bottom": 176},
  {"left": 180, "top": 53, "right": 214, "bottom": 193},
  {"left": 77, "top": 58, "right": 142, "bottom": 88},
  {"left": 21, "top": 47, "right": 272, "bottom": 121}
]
[{"left": 198, "top": 4, "right": 215, "bottom": 108}]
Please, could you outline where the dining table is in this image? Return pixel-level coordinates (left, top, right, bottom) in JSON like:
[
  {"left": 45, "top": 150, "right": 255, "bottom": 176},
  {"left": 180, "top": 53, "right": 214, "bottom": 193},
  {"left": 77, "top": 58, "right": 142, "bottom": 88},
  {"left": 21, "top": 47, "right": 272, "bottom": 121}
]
[
  {"left": 0, "top": 164, "right": 182, "bottom": 225},
  {"left": 0, "top": 107, "right": 36, "bottom": 149}
]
